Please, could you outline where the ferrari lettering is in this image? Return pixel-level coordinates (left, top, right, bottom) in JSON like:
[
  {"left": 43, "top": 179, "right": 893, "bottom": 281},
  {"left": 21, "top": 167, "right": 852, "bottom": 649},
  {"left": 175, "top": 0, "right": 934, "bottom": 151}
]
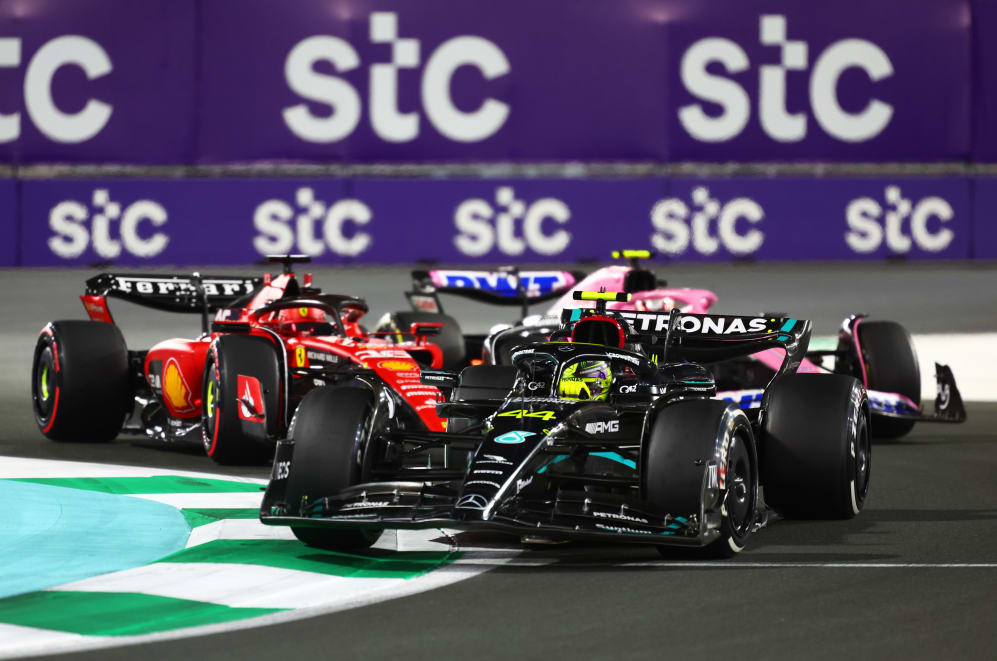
[
  {"left": 48, "top": 189, "right": 169, "bottom": 260},
  {"left": 253, "top": 187, "right": 372, "bottom": 258}
]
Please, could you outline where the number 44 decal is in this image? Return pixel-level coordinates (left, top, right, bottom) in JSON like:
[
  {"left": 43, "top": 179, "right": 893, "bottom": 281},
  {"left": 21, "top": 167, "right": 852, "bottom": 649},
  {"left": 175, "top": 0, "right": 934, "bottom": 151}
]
[{"left": 497, "top": 409, "right": 557, "bottom": 422}]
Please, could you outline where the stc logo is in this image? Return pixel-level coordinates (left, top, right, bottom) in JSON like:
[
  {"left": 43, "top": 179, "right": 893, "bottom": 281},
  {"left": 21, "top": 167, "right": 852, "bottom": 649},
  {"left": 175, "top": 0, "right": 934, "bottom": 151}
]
[
  {"left": 284, "top": 12, "right": 510, "bottom": 144},
  {"left": 680, "top": 15, "right": 893, "bottom": 144},
  {"left": 49, "top": 190, "right": 169, "bottom": 259},
  {"left": 454, "top": 186, "right": 571, "bottom": 257},
  {"left": 0, "top": 36, "right": 112, "bottom": 143},
  {"left": 650, "top": 187, "right": 764, "bottom": 257},
  {"left": 253, "top": 187, "right": 373, "bottom": 257},
  {"left": 845, "top": 186, "right": 955, "bottom": 254}
]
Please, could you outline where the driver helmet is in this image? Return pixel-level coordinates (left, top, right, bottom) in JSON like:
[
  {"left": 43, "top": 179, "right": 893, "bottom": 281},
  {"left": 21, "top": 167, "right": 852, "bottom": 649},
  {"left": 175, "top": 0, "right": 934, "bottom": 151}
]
[
  {"left": 558, "top": 360, "right": 612, "bottom": 401},
  {"left": 275, "top": 306, "right": 326, "bottom": 330}
]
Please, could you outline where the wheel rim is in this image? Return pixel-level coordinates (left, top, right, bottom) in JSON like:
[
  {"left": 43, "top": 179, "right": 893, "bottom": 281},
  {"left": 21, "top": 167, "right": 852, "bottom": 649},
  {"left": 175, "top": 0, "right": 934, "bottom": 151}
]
[
  {"left": 33, "top": 348, "right": 55, "bottom": 419},
  {"left": 725, "top": 436, "right": 755, "bottom": 537},
  {"left": 202, "top": 363, "right": 221, "bottom": 453},
  {"left": 852, "top": 415, "right": 871, "bottom": 512}
]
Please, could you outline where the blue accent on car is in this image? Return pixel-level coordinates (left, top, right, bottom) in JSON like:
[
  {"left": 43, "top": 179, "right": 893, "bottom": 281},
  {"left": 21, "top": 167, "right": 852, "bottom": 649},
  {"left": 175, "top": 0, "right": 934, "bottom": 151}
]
[
  {"left": 777, "top": 318, "right": 796, "bottom": 342},
  {"left": 536, "top": 451, "right": 635, "bottom": 474},
  {"left": 494, "top": 430, "right": 536, "bottom": 444},
  {"left": 589, "top": 451, "right": 637, "bottom": 470},
  {"left": 569, "top": 309, "right": 582, "bottom": 322}
]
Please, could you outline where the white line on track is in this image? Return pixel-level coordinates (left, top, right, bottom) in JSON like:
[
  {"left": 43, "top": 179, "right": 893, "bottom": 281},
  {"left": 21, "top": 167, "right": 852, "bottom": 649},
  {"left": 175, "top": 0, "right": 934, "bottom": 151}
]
[{"left": 621, "top": 562, "right": 997, "bottom": 568}]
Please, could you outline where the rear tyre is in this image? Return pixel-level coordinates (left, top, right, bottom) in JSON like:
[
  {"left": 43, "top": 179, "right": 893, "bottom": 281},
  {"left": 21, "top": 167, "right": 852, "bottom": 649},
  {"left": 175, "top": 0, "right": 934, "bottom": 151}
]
[
  {"left": 378, "top": 311, "right": 465, "bottom": 370},
  {"left": 31, "top": 321, "right": 131, "bottom": 442},
  {"left": 762, "top": 374, "right": 870, "bottom": 519},
  {"left": 202, "top": 335, "right": 280, "bottom": 465},
  {"left": 856, "top": 320, "right": 920, "bottom": 438},
  {"left": 644, "top": 399, "right": 757, "bottom": 558},
  {"left": 286, "top": 386, "right": 383, "bottom": 551}
]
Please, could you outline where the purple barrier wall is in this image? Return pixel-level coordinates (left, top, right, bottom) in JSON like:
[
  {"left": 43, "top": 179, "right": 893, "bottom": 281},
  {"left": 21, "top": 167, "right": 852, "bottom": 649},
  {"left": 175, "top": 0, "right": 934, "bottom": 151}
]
[
  {"left": 197, "top": 0, "right": 972, "bottom": 163},
  {"left": 0, "top": 0, "right": 979, "bottom": 164},
  {"left": 0, "top": 0, "right": 196, "bottom": 164},
  {"left": 972, "top": 0, "right": 997, "bottom": 161},
  {"left": 0, "top": 179, "right": 16, "bottom": 265},
  {"left": 972, "top": 178, "right": 997, "bottom": 258},
  {"left": 19, "top": 177, "right": 972, "bottom": 266},
  {"left": 663, "top": 1, "right": 971, "bottom": 161}
]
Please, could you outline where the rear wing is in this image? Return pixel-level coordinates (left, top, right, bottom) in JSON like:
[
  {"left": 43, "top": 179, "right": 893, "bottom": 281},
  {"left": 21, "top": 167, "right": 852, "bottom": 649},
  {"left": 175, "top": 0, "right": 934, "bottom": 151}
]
[
  {"left": 411, "top": 269, "right": 584, "bottom": 307},
  {"left": 85, "top": 273, "right": 262, "bottom": 314},
  {"left": 563, "top": 306, "right": 812, "bottom": 377}
]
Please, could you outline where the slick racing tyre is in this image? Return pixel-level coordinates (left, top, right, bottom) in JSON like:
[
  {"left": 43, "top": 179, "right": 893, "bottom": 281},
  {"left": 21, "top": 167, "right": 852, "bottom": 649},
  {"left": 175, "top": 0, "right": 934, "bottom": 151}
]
[
  {"left": 31, "top": 321, "right": 131, "bottom": 442},
  {"left": 377, "top": 311, "right": 466, "bottom": 370},
  {"left": 202, "top": 335, "right": 281, "bottom": 465},
  {"left": 856, "top": 320, "right": 920, "bottom": 439},
  {"left": 285, "top": 386, "right": 383, "bottom": 551},
  {"left": 644, "top": 399, "right": 757, "bottom": 558},
  {"left": 762, "top": 374, "right": 870, "bottom": 519}
]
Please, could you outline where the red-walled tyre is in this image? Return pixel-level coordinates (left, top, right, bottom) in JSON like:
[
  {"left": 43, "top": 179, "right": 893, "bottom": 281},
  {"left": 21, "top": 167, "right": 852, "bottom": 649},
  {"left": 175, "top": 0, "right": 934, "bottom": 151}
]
[
  {"left": 31, "top": 321, "right": 131, "bottom": 442},
  {"left": 202, "top": 335, "right": 281, "bottom": 465}
]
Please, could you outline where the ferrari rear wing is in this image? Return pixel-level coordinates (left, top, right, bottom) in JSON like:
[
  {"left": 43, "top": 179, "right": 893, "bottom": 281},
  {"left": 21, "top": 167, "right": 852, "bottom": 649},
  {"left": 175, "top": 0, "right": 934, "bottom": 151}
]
[{"left": 85, "top": 273, "right": 262, "bottom": 314}]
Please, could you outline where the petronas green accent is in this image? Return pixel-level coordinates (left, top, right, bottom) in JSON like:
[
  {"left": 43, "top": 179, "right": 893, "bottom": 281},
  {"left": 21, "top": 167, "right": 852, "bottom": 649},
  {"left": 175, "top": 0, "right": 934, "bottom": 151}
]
[
  {"left": 181, "top": 508, "right": 260, "bottom": 529},
  {"left": 0, "top": 591, "right": 283, "bottom": 636},
  {"left": 6, "top": 476, "right": 264, "bottom": 495},
  {"left": 162, "top": 539, "right": 457, "bottom": 579}
]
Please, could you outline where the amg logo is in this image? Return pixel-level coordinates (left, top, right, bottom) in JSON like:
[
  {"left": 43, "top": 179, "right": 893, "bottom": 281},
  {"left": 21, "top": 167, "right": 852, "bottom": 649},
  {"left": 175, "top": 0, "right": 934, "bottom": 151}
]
[{"left": 585, "top": 420, "right": 619, "bottom": 434}]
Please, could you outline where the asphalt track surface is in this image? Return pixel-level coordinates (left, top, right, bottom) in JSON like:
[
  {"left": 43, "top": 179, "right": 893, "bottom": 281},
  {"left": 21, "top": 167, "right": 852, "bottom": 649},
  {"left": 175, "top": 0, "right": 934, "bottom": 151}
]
[{"left": 1, "top": 262, "right": 996, "bottom": 660}]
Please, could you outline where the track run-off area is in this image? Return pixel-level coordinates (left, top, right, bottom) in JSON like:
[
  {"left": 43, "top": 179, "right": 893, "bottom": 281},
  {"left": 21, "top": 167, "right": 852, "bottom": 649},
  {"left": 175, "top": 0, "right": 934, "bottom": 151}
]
[{"left": 0, "top": 263, "right": 995, "bottom": 660}]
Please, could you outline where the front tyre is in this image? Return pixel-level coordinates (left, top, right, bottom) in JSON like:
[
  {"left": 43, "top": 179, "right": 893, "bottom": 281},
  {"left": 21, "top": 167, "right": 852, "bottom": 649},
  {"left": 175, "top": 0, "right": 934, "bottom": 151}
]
[
  {"left": 285, "top": 386, "right": 383, "bottom": 551},
  {"left": 644, "top": 399, "right": 758, "bottom": 558},
  {"left": 762, "top": 374, "right": 870, "bottom": 519},
  {"left": 856, "top": 320, "right": 920, "bottom": 438},
  {"left": 31, "top": 321, "right": 131, "bottom": 442}
]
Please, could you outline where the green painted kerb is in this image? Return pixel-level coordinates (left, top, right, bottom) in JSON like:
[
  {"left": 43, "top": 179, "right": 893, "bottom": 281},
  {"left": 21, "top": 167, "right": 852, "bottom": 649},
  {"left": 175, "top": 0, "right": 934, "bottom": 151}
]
[{"left": 0, "top": 591, "right": 283, "bottom": 636}]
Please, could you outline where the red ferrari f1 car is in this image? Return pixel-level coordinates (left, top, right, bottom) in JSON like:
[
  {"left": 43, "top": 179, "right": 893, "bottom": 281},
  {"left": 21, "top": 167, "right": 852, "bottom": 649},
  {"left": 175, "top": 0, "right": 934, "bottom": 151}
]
[{"left": 31, "top": 255, "right": 447, "bottom": 464}]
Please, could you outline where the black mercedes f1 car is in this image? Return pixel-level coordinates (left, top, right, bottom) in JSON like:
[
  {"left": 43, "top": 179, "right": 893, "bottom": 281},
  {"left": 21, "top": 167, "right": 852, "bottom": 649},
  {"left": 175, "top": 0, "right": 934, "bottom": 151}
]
[{"left": 260, "top": 291, "right": 966, "bottom": 556}]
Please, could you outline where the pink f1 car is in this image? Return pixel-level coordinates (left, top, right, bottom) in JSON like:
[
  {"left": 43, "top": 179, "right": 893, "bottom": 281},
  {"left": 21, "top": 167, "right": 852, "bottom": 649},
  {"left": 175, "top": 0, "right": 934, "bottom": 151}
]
[{"left": 379, "top": 250, "right": 964, "bottom": 438}]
